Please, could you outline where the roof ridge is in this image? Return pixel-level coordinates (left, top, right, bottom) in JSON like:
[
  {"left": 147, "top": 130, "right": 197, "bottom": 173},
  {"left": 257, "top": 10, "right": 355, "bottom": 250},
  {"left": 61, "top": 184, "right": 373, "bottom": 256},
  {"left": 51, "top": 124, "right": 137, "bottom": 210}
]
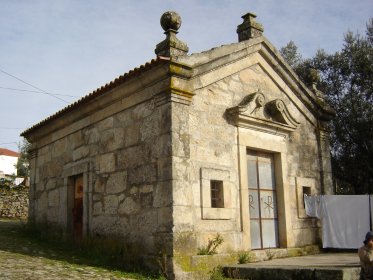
[{"left": 22, "top": 57, "right": 169, "bottom": 136}]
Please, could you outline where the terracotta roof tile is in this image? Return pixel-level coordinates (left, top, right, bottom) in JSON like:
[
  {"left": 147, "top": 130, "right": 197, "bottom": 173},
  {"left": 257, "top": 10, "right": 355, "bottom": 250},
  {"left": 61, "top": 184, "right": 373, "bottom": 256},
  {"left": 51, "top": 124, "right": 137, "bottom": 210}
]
[
  {"left": 21, "top": 56, "right": 169, "bottom": 136},
  {"left": 0, "top": 148, "right": 19, "bottom": 157}
]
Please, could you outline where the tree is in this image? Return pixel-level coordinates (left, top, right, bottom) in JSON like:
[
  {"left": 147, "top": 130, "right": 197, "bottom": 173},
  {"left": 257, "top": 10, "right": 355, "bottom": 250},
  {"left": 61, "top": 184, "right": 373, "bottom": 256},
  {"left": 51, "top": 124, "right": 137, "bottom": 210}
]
[
  {"left": 16, "top": 138, "right": 31, "bottom": 177},
  {"left": 279, "top": 41, "right": 303, "bottom": 69},
  {"left": 281, "top": 19, "right": 373, "bottom": 194}
]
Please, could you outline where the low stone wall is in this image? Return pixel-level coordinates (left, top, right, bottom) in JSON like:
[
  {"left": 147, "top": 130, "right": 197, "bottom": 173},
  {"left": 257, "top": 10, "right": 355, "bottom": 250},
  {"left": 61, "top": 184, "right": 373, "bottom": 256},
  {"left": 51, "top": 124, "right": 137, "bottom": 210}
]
[{"left": 0, "top": 187, "right": 29, "bottom": 218}]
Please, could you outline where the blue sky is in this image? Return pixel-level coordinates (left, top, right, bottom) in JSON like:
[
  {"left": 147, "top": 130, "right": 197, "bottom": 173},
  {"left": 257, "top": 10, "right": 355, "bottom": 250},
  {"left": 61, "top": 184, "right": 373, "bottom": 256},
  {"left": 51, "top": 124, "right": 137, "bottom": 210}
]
[{"left": 1, "top": 0, "right": 372, "bottom": 151}]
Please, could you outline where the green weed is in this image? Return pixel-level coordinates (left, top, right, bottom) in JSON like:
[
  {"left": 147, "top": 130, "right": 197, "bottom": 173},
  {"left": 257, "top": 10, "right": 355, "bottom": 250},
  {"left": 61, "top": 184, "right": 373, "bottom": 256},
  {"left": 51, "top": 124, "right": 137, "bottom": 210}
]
[{"left": 197, "top": 234, "right": 224, "bottom": 255}]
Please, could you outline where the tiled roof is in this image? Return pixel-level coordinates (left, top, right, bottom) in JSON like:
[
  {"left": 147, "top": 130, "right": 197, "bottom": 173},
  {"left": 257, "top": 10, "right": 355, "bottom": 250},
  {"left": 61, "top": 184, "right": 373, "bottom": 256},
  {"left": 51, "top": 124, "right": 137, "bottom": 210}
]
[
  {"left": 0, "top": 148, "right": 19, "bottom": 157},
  {"left": 21, "top": 56, "right": 169, "bottom": 137}
]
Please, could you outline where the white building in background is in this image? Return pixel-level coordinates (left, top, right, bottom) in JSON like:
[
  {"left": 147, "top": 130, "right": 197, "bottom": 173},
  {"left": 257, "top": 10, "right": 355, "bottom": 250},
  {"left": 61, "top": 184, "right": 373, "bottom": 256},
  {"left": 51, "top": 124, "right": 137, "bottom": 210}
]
[{"left": 0, "top": 148, "right": 19, "bottom": 176}]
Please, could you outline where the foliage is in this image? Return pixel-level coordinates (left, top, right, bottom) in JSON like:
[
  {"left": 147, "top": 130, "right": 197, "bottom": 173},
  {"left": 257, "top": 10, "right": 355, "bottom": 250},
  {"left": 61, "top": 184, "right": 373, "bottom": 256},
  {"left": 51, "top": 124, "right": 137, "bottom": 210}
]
[
  {"left": 280, "top": 18, "right": 373, "bottom": 194},
  {"left": 16, "top": 138, "right": 31, "bottom": 177},
  {"left": 197, "top": 234, "right": 224, "bottom": 255},
  {"left": 208, "top": 266, "right": 234, "bottom": 280},
  {"left": 279, "top": 40, "right": 303, "bottom": 69},
  {"left": 237, "top": 251, "right": 254, "bottom": 264},
  {"left": 0, "top": 177, "right": 13, "bottom": 188}
]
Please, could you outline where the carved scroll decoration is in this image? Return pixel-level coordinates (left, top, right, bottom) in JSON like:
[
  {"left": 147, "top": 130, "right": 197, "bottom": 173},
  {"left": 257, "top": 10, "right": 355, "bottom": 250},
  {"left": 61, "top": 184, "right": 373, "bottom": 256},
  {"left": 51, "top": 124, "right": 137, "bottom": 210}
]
[{"left": 226, "top": 90, "right": 300, "bottom": 137}]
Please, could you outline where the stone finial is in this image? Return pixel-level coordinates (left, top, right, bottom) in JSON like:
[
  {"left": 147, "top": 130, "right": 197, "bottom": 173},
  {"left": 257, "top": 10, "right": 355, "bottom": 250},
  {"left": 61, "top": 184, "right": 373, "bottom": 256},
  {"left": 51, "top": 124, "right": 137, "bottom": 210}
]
[
  {"left": 308, "top": 68, "right": 325, "bottom": 101},
  {"left": 155, "top": 11, "right": 189, "bottom": 57},
  {"left": 237, "top": 12, "right": 264, "bottom": 42}
]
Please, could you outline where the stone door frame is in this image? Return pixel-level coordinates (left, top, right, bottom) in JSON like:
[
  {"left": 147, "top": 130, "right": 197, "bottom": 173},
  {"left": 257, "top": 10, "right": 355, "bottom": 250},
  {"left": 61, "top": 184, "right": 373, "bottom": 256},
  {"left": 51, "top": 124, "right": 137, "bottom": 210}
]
[
  {"left": 63, "top": 161, "right": 90, "bottom": 237},
  {"left": 237, "top": 127, "right": 294, "bottom": 250}
]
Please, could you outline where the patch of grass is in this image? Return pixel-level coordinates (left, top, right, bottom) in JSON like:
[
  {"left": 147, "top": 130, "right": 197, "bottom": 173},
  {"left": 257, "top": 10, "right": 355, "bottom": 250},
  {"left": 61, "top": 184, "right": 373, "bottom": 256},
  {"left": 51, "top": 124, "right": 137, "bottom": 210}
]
[
  {"left": 237, "top": 251, "right": 254, "bottom": 264},
  {"left": 209, "top": 266, "right": 235, "bottom": 280},
  {"left": 0, "top": 219, "right": 163, "bottom": 279}
]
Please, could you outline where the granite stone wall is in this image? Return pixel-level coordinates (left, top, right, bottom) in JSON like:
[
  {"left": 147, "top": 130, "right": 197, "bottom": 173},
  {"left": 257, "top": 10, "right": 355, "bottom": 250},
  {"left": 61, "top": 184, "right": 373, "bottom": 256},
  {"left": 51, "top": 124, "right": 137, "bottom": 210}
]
[
  {"left": 0, "top": 187, "right": 29, "bottom": 218},
  {"left": 28, "top": 84, "right": 174, "bottom": 263}
]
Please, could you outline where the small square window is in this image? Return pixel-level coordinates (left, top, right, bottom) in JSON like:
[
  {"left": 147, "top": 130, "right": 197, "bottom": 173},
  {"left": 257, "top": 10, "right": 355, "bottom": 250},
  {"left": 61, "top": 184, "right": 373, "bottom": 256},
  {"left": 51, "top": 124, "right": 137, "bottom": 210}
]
[
  {"left": 302, "top": 186, "right": 311, "bottom": 208},
  {"left": 211, "top": 180, "right": 224, "bottom": 208}
]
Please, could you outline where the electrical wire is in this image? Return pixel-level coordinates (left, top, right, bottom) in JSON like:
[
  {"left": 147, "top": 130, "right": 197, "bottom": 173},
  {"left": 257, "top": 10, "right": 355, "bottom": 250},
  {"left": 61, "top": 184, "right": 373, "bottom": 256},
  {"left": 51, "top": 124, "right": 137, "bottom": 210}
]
[
  {"left": 0, "top": 68, "right": 70, "bottom": 103},
  {"left": 0, "top": 141, "right": 18, "bottom": 145},
  {"left": 0, "top": 86, "right": 78, "bottom": 98}
]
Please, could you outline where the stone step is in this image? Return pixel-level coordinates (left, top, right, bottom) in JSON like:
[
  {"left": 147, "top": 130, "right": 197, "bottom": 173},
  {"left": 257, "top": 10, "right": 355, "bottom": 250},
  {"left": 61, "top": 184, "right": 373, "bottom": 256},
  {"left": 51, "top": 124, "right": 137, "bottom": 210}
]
[
  {"left": 223, "top": 253, "right": 361, "bottom": 280},
  {"left": 223, "top": 266, "right": 360, "bottom": 280}
]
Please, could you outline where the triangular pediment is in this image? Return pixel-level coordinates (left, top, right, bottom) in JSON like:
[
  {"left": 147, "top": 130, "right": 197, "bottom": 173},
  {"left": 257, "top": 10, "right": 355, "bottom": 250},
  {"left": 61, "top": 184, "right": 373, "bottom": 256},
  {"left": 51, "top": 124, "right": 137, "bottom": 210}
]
[
  {"left": 176, "top": 36, "right": 334, "bottom": 125},
  {"left": 226, "top": 89, "right": 300, "bottom": 136}
]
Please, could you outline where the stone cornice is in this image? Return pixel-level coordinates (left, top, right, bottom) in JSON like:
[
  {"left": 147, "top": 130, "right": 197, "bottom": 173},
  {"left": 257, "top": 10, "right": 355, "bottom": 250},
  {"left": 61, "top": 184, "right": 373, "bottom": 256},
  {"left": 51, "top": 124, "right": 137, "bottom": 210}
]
[{"left": 258, "top": 40, "right": 335, "bottom": 122}]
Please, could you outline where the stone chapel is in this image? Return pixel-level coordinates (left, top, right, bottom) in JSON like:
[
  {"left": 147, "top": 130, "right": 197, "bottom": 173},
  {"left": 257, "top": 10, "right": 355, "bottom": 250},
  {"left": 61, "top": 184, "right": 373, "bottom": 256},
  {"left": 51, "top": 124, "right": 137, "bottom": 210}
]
[{"left": 22, "top": 11, "right": 335, "bottom": 278}]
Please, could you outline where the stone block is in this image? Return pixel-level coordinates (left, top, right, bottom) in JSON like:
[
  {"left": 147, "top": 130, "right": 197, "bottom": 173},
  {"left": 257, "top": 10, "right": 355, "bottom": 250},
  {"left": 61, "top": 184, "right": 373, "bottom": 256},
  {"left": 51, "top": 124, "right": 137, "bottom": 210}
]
[
  {"left": 157, "top": 206, "right": 173, "bottom": 232},
  {"left": 153, "top": 182, "right": 173, "bottom": 207},
  {"left": 140, "top": 114, "right": 160, "bottom": 142},
  {"left": 106, "top": 171, "right": 127, "bottom": 194},
  {"left": 118, "top": 197, "right": 140, "bottom": 215},
  {"left": 173, "top": 206, "right": 193, "bottom": 232},
  {"left": 83, "top": 127, "right": 100, "bottom": 144},
  {"left": 72, "top": 146, "right": 89, "bottom": 161},
  {"left": 68, "top": 131, "right": 84, "bottom": 149},
  {"left": 132, "top": 102, "right": 154, "bottom": 120},
  {"left": 140, "top": 191, "right": 153, "bottom": 208},
  {"left": 128, "top": 164, "right": 157, "bottom": 185},
  {"left": 157, "top": 158, "right": 172, "bottom": 181},
  {"left": 104, "top": 195, "right": 119, "bottom": 215},
  {"left": 117, "top": 145, "right": 148, "bottom": 169},
  {"left": 48, "top": 188, "right": 59, "bottom": 207},
  {"left": 93, "top": 177, "right": 106, "bottom": 193},
  {"left": 93, "top": 201, "right": 103, "bottom": 216},
  {"left": 173, "top": 180, "right": 192, "bottom": 206},
  {"left": 140, "top": 185, "right": 153, "bottom": 193},
  {"left": 97, "top": 153, "right": 116, "bottom": 173},
  {"left": 116, "top": 109, "right": 133, "bottom": 125},
  {"left": 151, "top": 134, "right": 171, "bottom": 158},
  {"left": 36, "top": 191, "right": 48, "bottom": 214},
  {"left": 52, "top": 138, "right": 68, "bottom": 157},
  {"left": 45, "top": 178, "right": 56, "bottom": 190},
  {"left": 172, "top": 132, "right": 190, "bottom": 158},
  {"left": 47, "top": 206, "right": 59, "bottom": 223},
  {"left": 129, "top": 210, "right": 157, "bottom": 233},
  {"left": 99, "top": 129, "right": 117, "bottom": 152},
  {"left": 123, "top": 124, "right": 140, "bottom": 147},
  {"left": 97, "top": 117, "right": 114, "bottom": 131}
]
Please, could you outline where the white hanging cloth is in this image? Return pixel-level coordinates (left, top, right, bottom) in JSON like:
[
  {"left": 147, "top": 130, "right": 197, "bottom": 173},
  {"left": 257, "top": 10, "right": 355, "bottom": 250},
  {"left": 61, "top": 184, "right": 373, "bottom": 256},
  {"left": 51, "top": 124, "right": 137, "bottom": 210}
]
[
  {"left": 304, "top": 195, "right": 321, "bottom": 218},
  {"left": 304, "top": 194, "right": 370, "bottom": 249}
]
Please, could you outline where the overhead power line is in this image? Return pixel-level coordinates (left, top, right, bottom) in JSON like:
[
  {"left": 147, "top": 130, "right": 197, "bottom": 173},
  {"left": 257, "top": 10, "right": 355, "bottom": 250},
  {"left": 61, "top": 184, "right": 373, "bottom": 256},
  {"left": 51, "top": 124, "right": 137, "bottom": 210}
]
[
  {"left": 0, "top": 68, "right": 70, "bottom": 103},
  {"left": 0, "top": 127, "right": 25, "bottom": 130},
  {"left": 0, "top": 141, "right": 18, "bottom": 145},
  {"left": 0, "top": 86, "right": 78, "bottom": 98}
]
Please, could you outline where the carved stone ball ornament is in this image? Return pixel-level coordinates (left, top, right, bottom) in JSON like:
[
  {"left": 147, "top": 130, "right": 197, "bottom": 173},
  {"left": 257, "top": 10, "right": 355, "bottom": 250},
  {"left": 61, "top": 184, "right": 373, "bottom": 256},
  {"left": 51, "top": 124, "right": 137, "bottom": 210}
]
[
  {"left": 160, "top": 11, "right": 182, "bottom": 32},
  {"left": 155, "top": 11, "right": 188, "bottom": 57}
]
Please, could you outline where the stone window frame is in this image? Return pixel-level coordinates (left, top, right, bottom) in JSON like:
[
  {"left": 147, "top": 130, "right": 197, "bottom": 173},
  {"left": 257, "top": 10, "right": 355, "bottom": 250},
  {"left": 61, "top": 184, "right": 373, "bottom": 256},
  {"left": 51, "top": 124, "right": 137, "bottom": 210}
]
[
  {"left": 295, "top": 177, "right": 316, "bottom": 219},
  {"left": 200, "top": 167, "right": 232, "bottom": 220}
]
